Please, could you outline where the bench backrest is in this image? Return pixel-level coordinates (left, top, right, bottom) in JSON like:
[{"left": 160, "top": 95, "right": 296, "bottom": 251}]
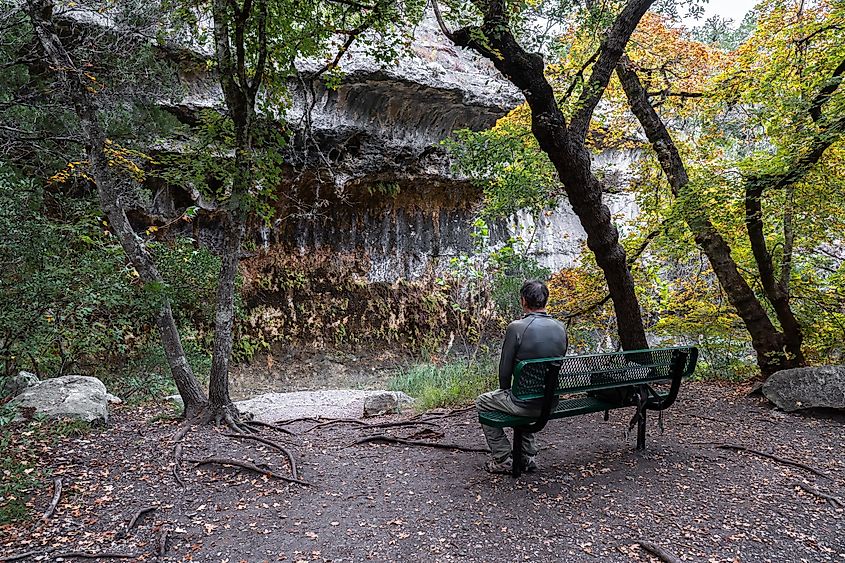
[{"left": 511, "top": 346, "right": 698, "bottom": 401}]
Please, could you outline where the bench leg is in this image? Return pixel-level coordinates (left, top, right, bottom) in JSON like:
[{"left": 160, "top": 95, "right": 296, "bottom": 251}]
[
  {"left": 636, "top": 409, "right": 647, "bottom": 451},
  {"left": 512, "top": 428, "right": 523, "bottom": 478}
]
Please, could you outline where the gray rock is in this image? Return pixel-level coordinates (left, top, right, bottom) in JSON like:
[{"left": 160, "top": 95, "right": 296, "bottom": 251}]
[
  {"left": 1, "top": 371, "right": 40, "bottom": 398},
  {"left": 762, "top": 366, "right": 845, "bottom": 412},
  {"left": 363, "top": 392, "right": 415, "bottom": 417},
  {"left": 105, "top": 393, "right": 122, "bottom": 405},
  {"left": 12, "top": 375, "right": 109, "bottom": 423},
  {"left": 163, "top": 394, "right": 184, "bottom": 407}
]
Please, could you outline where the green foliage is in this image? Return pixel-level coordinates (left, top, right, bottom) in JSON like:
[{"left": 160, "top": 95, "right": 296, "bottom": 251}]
[
  {"left": 388, "top": 357, "right": 495, "bottom": 410},
  {"left": 438, "top": 219, "right": 550, "bottom": 357},
  {"left": 444, "top": 122, "right": 558, "bottom": 219},
  {"left": 0, "top": 430, "right": 40, "bottom": 524},
  {"left": 0, "top": 1, "right": 185, "bottom": 178},
  {"left": 691, "top": 11, "right": 757, "bottom": 50},
  {"left": 0, "top": 165, "right": 220, "bottom": 393}
]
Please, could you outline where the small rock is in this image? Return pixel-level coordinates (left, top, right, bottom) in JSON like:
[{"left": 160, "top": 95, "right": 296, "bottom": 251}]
[
  {"left": 164, "top": 394, "right": 185, "bottom": 407},
  {"left": 12, "top": 375, "right": 109, "bottom": 423},
  {"left": 106, "top": 393, "right": 122, "bottom": 404},
  {"left": 1, "top": 371, "right": 40, "bottom": 398},
  {"left": 363, "top": 392, "right": 414, "bottom": 417},
  {"left": 762, "top": 365, "right": 845, "bottom": 412}
]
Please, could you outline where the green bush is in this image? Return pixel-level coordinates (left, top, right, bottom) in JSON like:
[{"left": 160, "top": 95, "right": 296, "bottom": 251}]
[
  {"left": 389, "top": 358, "right": 496, "bottom": 410},
  {"left": 0, "top": 166, "right": 221, "bottom": 397}
]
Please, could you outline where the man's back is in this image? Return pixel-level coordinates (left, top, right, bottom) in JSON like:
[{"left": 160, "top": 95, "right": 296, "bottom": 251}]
[{"left": 499, "top": 312, "right": 568, "bottom": 392}]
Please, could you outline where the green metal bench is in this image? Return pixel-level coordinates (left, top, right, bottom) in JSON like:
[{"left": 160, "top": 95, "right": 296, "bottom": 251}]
[{"left": 479, "top": 346, "right": 698, "bottom": 477}]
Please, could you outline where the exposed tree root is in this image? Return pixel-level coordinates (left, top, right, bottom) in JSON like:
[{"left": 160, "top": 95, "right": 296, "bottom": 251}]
[
  {"left": 54, "top": 552, "right": 139, "bottom": 559},
  {"left": 41, "top": 477, "right": 63, "bottom": 521},
  {"left": 187, "top": 457, "right": 311, "bottom": 486},
  {"left": 365, "top": 420, "right": 441, "bottom": 431},
  {"left": 269, "top": 417, "right": 323, "bottom": 427},
  {"left": 0, "top": 551, "right": 39, "bottom": 562},
  {"left": 635, "top": 540, "right": 683, "bottom": 563},
  {"left": 352, "top": 435, "right": 490, "bottom": 453},
  {"left": 304, "top": 418, "right": 371, "bottom": 432},
  {"left": 223, "top": 432, "right": 301, "bottom": 480},
  {"left": 717, "top": 444, "right": 830, "bottom": 479},
  {"left": 127, "top": 505, "right": 157, "bottom": 531},
  {"left": 416, "top": 406, "right": 475, "bottom": 420},
  {"left": 792, "top": 481, "right": 844, "bottom": 508},
  {"left": 171, "top": 420, "right": 193, "bottom": 488},
  {"left": 157, "top": 527, "right": 170, "bottom": 556},
  {"left": 299, "top": 418, "right": 444, "bottom": 434},
  {"left": 244, "top": 420, "right": 295, "bottom": 435}
]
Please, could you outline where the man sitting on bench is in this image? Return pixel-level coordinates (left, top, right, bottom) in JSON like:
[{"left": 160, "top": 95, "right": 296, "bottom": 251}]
[{"left": 476, "top": 280, "right": 568, "bottom": 474}]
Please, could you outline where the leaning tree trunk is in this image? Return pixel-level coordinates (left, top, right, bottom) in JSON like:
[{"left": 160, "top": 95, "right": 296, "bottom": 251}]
[
  {"left": 24, "top": 0, "right": 208, "bottom": 414},
  {"left": 615, "top": 59, "right": 804, "bottom": 376},
  {"left": 444, "top": 0, "right": 653, "bottom": 350},
  {"left": 744, "top": 183, "right": 805, "bottom": 368}
]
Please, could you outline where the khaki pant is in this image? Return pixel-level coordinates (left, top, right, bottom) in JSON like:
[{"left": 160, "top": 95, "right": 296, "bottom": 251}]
[{"left": 476, "top": 389, "right": 540, "bottom": 461}]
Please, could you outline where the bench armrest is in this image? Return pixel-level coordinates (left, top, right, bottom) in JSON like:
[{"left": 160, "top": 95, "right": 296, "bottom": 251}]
[{"left": 645, "top": 348, "right": 697, "bottom": 411}]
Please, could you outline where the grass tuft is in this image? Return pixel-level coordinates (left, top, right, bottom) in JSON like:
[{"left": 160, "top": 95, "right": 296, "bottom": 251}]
[{"left": 389, "top": 358, "right": 496, "bottom": 411}]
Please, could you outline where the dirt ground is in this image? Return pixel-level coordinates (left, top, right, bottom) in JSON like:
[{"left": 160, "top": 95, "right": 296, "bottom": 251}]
[{"left": 2, "top": 382, "right": 844, "bottom": 563}]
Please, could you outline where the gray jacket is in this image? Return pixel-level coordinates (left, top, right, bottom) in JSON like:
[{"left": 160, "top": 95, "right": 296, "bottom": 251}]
[{"left": 499, "top": 312, "right": 568, "bottom": 405}]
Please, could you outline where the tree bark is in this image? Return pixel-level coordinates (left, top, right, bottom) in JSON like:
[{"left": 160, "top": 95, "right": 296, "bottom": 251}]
[
  {"left": 615, "top": 58, "right": 804, "bottom": 375},
  {"left": 744, "top": 182, "right": 805, "bottom": 368},
  {"left": 24, "top": 0, "right": 208, "bottom": 414},
  {"left": 446, "top": 0, "right": 652, "bottom": 350},
  {"left": 208, "top": 212, "right": 244, "bottom": 412},
  {"left": 206, "top": 0, "right": 257, "bottom": 416}
]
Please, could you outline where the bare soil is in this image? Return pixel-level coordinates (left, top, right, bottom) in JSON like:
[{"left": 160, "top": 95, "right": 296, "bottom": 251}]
[{"left": 2, "top": 382, "right": 844, "bottom": 562}]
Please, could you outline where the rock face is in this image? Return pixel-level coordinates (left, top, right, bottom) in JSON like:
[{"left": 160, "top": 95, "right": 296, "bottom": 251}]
[
  {"left": 80, "top": 8, "right": 639, "bottom": 286},
  {"left": 234, "top": 389, "right": 414, "bottom": 423},
  {"left": 148, "top": 13, "right": 631, "bottom": 280},
  {"left": 1, "top": 371, "right": 40, "bottom": 398},
  {"left": 762, "top": 366, "right": 845, "bottom": 412},
  {"left": 12, "top": 375, "right": 110, "bottom": 423}
]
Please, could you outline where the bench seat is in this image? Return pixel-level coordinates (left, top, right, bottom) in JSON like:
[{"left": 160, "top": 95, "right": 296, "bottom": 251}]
[{"left": 479, "top": 391, "right": 671, "bottom": 428}]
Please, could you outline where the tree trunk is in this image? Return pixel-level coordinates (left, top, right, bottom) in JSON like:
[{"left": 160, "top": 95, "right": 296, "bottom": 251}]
[
  {"left": 615, "top": 59, "right": 804, "bottom": 376},
  {"left": 208, "top": 212, "right": 244, "bottom": 414},
  {"left": 447, "top": 1, "right": 651, "bottom": 350},
  {"left": 206, "top": 0, "right": 258, "bottom": 421},
  {"left": 744, "top": 183, "right": 805, "bottom": 367},
  {"left": 24, "top": 0, "right": 208, "bottom": 414}
]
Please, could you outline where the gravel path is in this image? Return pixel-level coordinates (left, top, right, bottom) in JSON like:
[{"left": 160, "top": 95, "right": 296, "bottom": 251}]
[{"left": 2, "top": 382, "right": 843, "bottom": 562}]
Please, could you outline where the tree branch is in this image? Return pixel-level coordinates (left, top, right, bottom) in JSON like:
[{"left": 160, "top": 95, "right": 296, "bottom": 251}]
[
  {"left": 247, "top": 0, "right": 267, "bottom": 99},
  {"left": 809, "top": 58, "right": 845, "bottom": 122},
  {"left": 431, "top": 0, "right": 453, "bottom": 41},
  {"left": 559, "top": 47, "right": 600, "bottom": 104},
  {"left": 568, "top": 0, "right": 657, "bottom": 140}
]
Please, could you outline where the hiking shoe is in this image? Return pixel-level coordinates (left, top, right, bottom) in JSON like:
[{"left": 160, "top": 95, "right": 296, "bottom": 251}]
[
  {"left": 523, "top": 456, "right": 538, "bottom": 473},
  {"left": 484, "top": 456, "right": 513, "bottom": 474}
]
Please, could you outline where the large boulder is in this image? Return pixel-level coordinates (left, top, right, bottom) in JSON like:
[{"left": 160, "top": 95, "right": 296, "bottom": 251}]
[
  {"left": 762, "top": 366, "right": 845, "bottom": 412},
  {"left": 1, "top": 371, "right": 40, "bottom": 398},
  {"left": 12, "top": 375, "right": 110, "bottom": 424}
]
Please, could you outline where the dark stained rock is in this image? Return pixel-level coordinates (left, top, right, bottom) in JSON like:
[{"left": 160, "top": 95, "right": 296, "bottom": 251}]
[{"left": 762, "top": 366, "right": 845, "bottom": 412}]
